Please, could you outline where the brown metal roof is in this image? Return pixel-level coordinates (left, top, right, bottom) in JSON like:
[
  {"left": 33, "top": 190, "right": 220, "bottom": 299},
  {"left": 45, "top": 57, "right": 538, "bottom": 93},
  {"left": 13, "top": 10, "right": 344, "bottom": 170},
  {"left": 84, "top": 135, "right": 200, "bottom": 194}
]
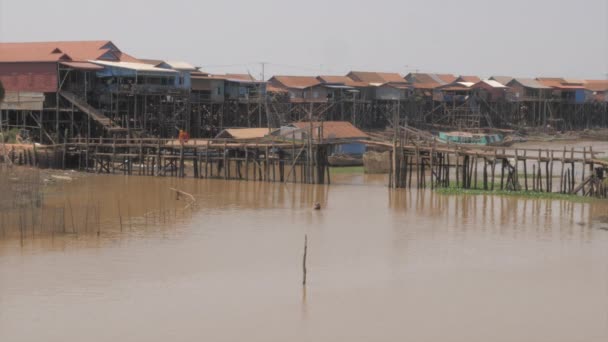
[
  {"left": 0, "top": 40, "right": 140, "bottom": 63},
  {"left": 405, "top": 73, "right": 457, "bottom": 88},
  {"left": 584, "top": 80, "right": 608, "bottom": 92},
  {"left": 266, "top": 84, "right": 289, "bottom": 93},
  {"left": 347, "top": 71, "right": 405, "bottom": 84},
  {"left": 269, "top": 76, "right": 320, "bottom": 89},
  {"left": 139, "top": 59, "right": 164, "bottom": 67},
  {"left": 215, "top": 128, "right": 274, "bottom": 140},
  {"left": 317, "top": 75, "right": 369, "bottom": 87},
  {"left": 405, "top": 73, "right": 438, "bottom": 84},
  {"left": 211, "top": 73, "right": 258, "bottom": 81},
  {"left": 489, "top": 76, "right": 514, "bottom": 86},
  {"left": 437, "top": 74, "right": 457, "bottom": 84},
  {"left": 508, "top": 78, "right": 552, "bottom": 89},
  {"left": 290, "top": 121, "right": 368, "bottom": 140},
  {"left": 536, "top": 77, "right": 566, "bottom": 88},
  {"left": 455, "top": 75, "right": 481, "bottom": 83}
]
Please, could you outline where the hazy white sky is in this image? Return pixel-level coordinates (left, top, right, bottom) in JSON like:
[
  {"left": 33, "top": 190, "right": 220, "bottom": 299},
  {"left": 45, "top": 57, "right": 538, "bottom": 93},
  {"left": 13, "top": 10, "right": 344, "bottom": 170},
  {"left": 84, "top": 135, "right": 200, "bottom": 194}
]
[{"left": 1, "top": 0, "right": 606, "bottom": 79}]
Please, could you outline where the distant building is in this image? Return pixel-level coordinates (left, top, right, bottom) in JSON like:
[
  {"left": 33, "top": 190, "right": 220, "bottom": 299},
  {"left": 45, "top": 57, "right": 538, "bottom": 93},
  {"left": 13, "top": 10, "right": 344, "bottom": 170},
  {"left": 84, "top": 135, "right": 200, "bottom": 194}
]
[
  {"left": 506, "top": 78, "right": 552, "bottom": 101},
  {"left": 273, "top": 121, "right": 369, "bottom": 155},
  {"left": 346, "top": 71, "right": 411, "bottom": 100},
  {"left": 536, "top": 77, "right": 588, "bottom": 104},
  {"left": 471, "top": 79, "right": 509, "bottom": 102},
  {"left": 584, "top": 80, "right": 608, "bottom": 102},
  {"left": 267, "top": 76, "right": 327, "bottom": 102}
]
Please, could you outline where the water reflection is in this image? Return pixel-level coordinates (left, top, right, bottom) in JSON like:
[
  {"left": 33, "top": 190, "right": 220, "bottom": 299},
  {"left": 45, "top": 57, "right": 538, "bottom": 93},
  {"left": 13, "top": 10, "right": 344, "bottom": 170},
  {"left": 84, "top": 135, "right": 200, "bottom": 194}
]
[{"left": 1, "top": 173, "right": 607, "bottom": 342}]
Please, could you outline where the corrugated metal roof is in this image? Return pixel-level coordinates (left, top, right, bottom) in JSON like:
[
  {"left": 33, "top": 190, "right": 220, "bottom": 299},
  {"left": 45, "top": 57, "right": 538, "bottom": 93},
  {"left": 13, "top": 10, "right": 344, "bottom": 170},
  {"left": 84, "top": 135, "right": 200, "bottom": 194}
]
[
  {"left": 509, "top": 78, "right": 552, "bottom": 89},
  {"left": 215, "top": 128, "right": 273, "bottom": 140},
  {"left": 164, "top": 61, "right": 198, "bottom": 71},
  {"left": 347, "top": 71, "right": 406, "bottom": 84},
  {"left": 289, "top": 121, "right": 368, "bottom": 140},
  {"left": 90, "top": 60, "right": 178, "bottom": 73},
  {"left": 437, "top": 74, "right": 457, "bottom": 84},
  {"left": 489, "top": 76, "right": 514, "bottom": 86},
  {"left": 0, "top": 40, "right": 140, "bottom": 63},
  {"left": 317, "top": 75, "right": 369, "bottom": 87},
  {"left": 584, "top": 80, "right": 608, "bottom": 92},
  {"left": 428, "top": 74, "right": 447, "bottom": 84},
  {"left": 266, "top": 84, "right": 289, "bottom": 93},
  {"left": 269, "top": 76, "right": 320, "bottom": 89},
  {"left": 536, "top": 77, "right": 589, "bottom": 90},
  {"left": 457, "top": 82, "right": 475, "bottom": 87},
  {"left": 139, "top": 59, "right": 164, "bottom": 66},
  {"left": 455, "top": 75, "right": 481, "bottom": 83},
  {"left": 405, "top": 73, "right": 457, "bottom": 88},
  {"left": 211, "top": 74, "right": 260, "bottom": 83},
  {"left": 60, "top": 61, "right": 104, "bottom": 70},
  {"left": 562, "top": 79, "right": 585, "bottom": 86},
  {"left": 478, "top": 79, "right": 507, "bottom": 88},
  {"left": 536, "top": 77, "right": 566, "bottom": 88}
]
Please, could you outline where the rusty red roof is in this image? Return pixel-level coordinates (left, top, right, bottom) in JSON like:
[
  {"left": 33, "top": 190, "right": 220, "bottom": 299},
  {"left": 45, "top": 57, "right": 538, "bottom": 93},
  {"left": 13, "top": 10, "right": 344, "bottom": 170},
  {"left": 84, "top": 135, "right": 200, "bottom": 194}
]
[
  {"left": 405, "top": 73, "right": 457, "bottom": 89},
  {"left": 584, "top": 80, "right": 608, "bottom": 92},
  {"left": 290, "top": 121, "right": 368, "bottom": 140},
  {"left": 455, "top": 75, "right": 481, "bottom": 83},
  {"left": 347, "top": 71, "right": 405, "bottom": 84},
  {"left": 0, "top": 40, "right": 140, "bottom": 63},
  {"left": 266, "top": 84, "right": 289, "bottom": 93},
  {"left": 317, "top": 75, "right": 369, "bottom": 87},
  {"left": 536, "top": 77, "right": 566, "bottom": 88},
  {"left": 268, "top": 76, "right": 320, "bottom": 89},
  {"left": 437, "top": 74, "right": 457, "bottom": 83}
]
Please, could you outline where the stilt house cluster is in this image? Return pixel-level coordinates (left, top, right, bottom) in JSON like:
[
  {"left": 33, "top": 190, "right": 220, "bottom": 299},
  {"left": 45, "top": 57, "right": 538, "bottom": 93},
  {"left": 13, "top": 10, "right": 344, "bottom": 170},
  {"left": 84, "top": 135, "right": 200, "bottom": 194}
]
[{"left": 1, "top": 40, "right": 607, "bottom": 143}]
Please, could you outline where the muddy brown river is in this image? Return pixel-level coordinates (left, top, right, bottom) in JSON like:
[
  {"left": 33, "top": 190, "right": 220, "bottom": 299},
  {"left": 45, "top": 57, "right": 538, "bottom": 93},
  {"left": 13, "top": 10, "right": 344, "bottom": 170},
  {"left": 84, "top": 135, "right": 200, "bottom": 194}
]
[{"left": 1, "top": 140, "right": 608, "bottom": 342}]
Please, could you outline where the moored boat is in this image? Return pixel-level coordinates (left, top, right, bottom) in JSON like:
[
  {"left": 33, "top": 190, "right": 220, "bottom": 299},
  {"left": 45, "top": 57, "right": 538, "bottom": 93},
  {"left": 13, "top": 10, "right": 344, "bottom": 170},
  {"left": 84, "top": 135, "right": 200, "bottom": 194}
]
[{"left": 437, "top": 131, "right": 507, "bottom": 146}]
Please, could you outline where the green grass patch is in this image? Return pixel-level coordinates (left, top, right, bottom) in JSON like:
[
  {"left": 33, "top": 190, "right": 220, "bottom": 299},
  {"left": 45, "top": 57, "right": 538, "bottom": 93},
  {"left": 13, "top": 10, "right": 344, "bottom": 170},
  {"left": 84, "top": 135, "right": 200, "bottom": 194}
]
[
  {"left": 435, "top": 186, "right": 598, "bottom": 203},
  {"left": 0, "top": 128, "right": 21, "bottom": 143},
  {"left": 329, "top": 166, "right": 364, "bottom": 174}
]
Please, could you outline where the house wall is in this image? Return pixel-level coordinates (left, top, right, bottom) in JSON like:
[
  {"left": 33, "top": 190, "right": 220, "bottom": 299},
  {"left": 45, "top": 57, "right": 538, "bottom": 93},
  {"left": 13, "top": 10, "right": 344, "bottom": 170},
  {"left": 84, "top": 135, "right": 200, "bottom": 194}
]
[
  {"left": 301, "top": 85, "right": 329, "bottom": 101},
  {"left": 374, "top": 86, "right": 406, "bottom": 100},
  {"left": 224, "top": 82, "right": 265, "bottom": 101},
  {"left": 175, "top": 71, "right": 191, "bottom": 89},
  {"left": 332, "top": 143, "right": 366, "bottom": 155},
  {"left": 0, "top": 62, "right": 58, "bottom": 93},
  {"left": 191, "top": 78, "right": 224, "bottom": 102},
  {"left": 472, "top": 83, "right": 506, "bottom": 102}
]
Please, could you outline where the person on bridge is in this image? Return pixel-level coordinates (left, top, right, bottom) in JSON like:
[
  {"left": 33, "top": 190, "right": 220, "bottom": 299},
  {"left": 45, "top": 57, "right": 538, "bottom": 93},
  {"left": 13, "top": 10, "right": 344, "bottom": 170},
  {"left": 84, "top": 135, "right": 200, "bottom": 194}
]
[{"left": 178, "top": 129, "right": 190, "bottom": 145}]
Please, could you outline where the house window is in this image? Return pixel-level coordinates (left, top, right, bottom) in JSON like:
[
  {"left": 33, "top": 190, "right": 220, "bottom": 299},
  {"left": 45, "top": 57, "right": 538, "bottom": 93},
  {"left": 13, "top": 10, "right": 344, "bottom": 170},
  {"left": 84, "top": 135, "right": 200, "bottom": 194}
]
[
  {"left": 313, "top": 91, "right": 319, "bottom": 98},
  {"left": 217, "top": 87, "right": 221, "bottom": 95}
]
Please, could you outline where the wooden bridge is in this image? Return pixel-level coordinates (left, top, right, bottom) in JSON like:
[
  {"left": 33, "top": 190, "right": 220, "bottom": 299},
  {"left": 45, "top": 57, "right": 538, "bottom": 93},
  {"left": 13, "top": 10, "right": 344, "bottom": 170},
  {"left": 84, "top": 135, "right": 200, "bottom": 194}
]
[{"left": 4, "top": 134, "right": 608, "bottom": 199}]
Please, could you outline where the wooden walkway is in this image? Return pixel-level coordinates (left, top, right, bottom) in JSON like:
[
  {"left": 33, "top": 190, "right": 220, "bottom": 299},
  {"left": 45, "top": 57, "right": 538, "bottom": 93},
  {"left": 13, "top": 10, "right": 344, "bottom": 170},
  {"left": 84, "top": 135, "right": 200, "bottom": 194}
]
[{"left": 5, "top": 135, "right": 607, "bottom": 199}]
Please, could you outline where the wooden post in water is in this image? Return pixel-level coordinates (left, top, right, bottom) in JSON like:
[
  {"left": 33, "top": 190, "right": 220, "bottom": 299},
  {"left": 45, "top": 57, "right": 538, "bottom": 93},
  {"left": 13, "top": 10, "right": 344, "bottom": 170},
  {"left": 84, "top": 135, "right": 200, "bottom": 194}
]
[
  {"left": 532, "top": 164, "right": 537, "bottom": 192},
  {"left": 549, "top": 151, "right": 554, "bottom": 193},
  {"left": 429, "top": 146, "right": 434, "bottom": 189},
  {"left": 205, "top": 140, "right": 210, "bottom": 178},
  {"left": 455, "top": 150, "right": 460, "bottom": 188},
  {"left": 473, "top": 154, "right": 478, "bottom": 189},
  {"left": 491, "top": 150, "right": 497, "bottom": 191},
  {"left": 156, "top": 138, "right": 161, "bottom": 176},
  {"left": 523, "top": 150, "right": 528, "bottom": 191},
  {"left": 570, "top": 147, "right": 575, "bottom": 191},
  {"left": 302, "top": 234, "right": 308, "bottom": 286}
]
